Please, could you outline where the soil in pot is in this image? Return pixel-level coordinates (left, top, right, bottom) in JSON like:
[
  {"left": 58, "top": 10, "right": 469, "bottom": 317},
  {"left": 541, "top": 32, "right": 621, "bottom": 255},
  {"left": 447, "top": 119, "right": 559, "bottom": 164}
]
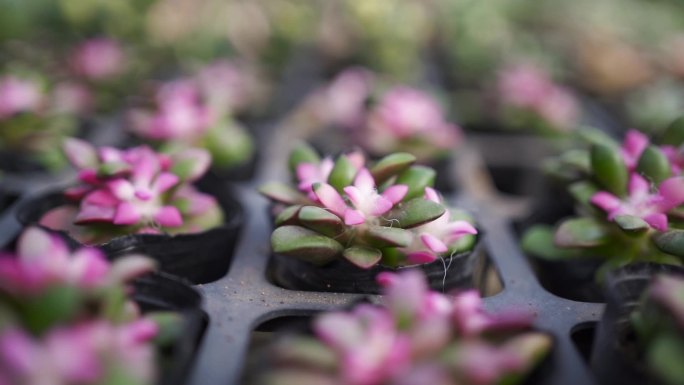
[
  {"left": 268, "top": 235, "right": 487, "bottom": 295},
  {"left": 15, "top": 176, "right": 245, "bottom": 284}
]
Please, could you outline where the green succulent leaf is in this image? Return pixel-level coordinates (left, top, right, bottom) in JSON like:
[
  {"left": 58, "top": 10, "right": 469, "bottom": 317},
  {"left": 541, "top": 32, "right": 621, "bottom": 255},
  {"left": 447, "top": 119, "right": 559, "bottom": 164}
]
[
  {"left": 271, "top": 226, "right": 343, "bottom": 265},
  {"left": 259, "top": 182, "right": 307, "bottom": 205},
  {"left": 554, "top": 217, "right": 609, "bottom": 248},
  {"left": 328, "top": 154, "right": 357, "bottom": 192},
  {"left": 288, "top": 142, "right": 320, "bottom": 174},
  {"left": 591, "top": 143, "right": 628, "bottom": 196},
  {"left": 395, "top": 166, "right": 436, "bottom": 201},
  {"left": 662, "top": 116, "right": 684, "bottom": 146},
  {"left": 21, "top": 286, "right": 82, "bottom": 334},
  {"left": 97, "top": 161, "right": 128, "bottom": 178},
  {"left": 364, "top": 226, "right": 413, "bottom": 248},
  {"left": 275, "top": 205, "right": 303, "bottom": 226},
  {"left": 654, "top": 230, "right": 684, "bottom": 258},
  {"left": 521, "top": 225, "right": 587, "bottom": 260},
  {"left": 298, "top": 206, "right": 345, "bottom": 237},
  {"left": 147, "top": 312, "right": 184, "bottom": 347},
  {"left": 370, "top": 153, "right": 416, "bottom": 185},
  {"left": 636, "top": 146, "right": 671, "bottom": 184},
  {"left": 614, "top": 215, "right": 649, "bottom": 234},
  {"left": 568, "top": 181, "right": 600, "bottom": 207},
  {"left": 342, "top": 246, "right": 382, "bottom": 269},
  {"left": 384, "top": 198, "right": 445, "bottom": 229}
]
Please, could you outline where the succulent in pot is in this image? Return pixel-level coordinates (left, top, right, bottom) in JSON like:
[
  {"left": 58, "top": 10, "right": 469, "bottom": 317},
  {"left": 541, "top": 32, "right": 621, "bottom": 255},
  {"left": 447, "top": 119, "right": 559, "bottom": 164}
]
[
  {"left": 259, "top": 143, "right": 481, "bottom": 293},
  {"left": 0, "top": 73, "right": 87, "bottom": 173},
  {"left": 522, "top": 124, "right": 684, "bottom": 301},
  {"left": 18, "top": 138, "right": 243, "bottom": 284},
  {"left": 0, "top": 227, "right": 194, "bottom": 385},
  {"left": 252, "top": 270, "right": 551, "bottom": 385},
  {"left": 128, "top": 60, "right": 257, "bottom": 177}
]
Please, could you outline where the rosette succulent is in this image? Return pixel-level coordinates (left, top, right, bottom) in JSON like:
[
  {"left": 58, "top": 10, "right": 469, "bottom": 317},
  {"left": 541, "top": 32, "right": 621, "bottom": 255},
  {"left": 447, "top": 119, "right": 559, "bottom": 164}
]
[
  {"left": 40, "top": 138, "right": 223, "bottom": 244},
  {"left": 300, "top": 67, "right": 463, "bottom": 162},
  {"left": 495, "top": 63, "right": 580, "bottom": 133},
  {"left": 259, "top": 143, "right": 477, "bottom": 269},
  {"left": 255, "top": 270, "right": 550, "bottom": 385},
  {"left": 523, "top": 123, "right": 684, "bottom": 276},
  {"left": 631, "top": 274, "right": 684, "bottom": 385},
  {"left": 129, "top": 60, "right": 255, "bottom": 171},
  {"left": 0, "top": 73, "right": 86, "bottom": 171},
  {"left": 0, "top": 227, "right": 180, "bottom": 385}
]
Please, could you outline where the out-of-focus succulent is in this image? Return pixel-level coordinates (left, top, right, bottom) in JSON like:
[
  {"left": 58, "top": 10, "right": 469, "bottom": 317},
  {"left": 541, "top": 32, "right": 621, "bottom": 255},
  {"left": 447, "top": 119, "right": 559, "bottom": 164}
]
[
  {"left": 259, "top": 143, "right": 477, "bottom": 269},
  {"left": 257, "top": 270, "right": 550, "bottom": 385},
  {"left": 129, "top": 60, "right": 255, "bottom": 171},
  {"left": 0, "top": 227, "right": 180, "bottom": 385},
  {"left": 523, "top": 123, "right": 684, "bottom": 277},
  {"left": 40, "top": 139, "right": 222, "bottom": 244}
]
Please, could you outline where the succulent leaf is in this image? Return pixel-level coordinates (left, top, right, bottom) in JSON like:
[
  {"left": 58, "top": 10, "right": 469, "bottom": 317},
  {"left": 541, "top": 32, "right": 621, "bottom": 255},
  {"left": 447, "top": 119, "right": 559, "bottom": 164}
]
[
  {"left": 271, "top": 226, "right": 343, "bottom": 265},
  {"left": 554, "top": 217, "right": 609, "bottom": 248},
  {"left": 288, "top": 142, "right": 321, "bottom": 174},
  {"left": 395, "top": 166, "right": 436, "bottom": 201},
  {"left": 591, "top": 143, "right": 628, "bottom": 196},
  {"left": 327, "top": 154, "right": 358, "bottom": 192},
  {"left": 654, "top": 230, "right": 684, "bottom": 258},
  {"left": 370, "top": 153, "right": 416, "bottom": 185},
  {"left": 259, "top": 182, "right": 307, "bottom": 205},
  {"left": 636, "top": 145, "right": 671, "bottom": 184},
  {"left": 662, "top": 116, "right": 684, "bottom": 146},
  {"left": 342, "top": 246, "right": 382, "bottom": 269},
  {"left": 364, "top": 226, "right": 413, "bottom": 248},
  {"left": 385, "top": 198, "right": 445, "bottom": 229},
  {"left": 275, "top": 205, "right": 303, "bottom": 226},
  {"left": 298, "top": 206, "right": 345, "bottom": 237},
  {"left": 614, "top": 215, "right": 650, "bottom": 234}
]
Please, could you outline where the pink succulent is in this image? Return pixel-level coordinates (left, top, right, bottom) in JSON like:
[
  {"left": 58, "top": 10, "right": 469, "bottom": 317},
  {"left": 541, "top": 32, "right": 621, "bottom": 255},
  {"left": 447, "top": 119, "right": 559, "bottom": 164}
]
[
  {"left": 0, "top": 319, "right": 157, "bottom": 385},
  {"left": 366, "top": 86, "right": 462, "bottom": 150},
  {"left": 497, "top": 64, "right": 579, "bottom": 130},
  {"left": 130, "top": 80, "right": 212, "bottom": 141},
  {"left": 62, "top": 138, "right": 216, "bottom": 234},
  {"left": 661, "top": 145, "right": 684, "bottom": 175},
  {"left": 591, "top": 174, "right": 684, "bottom": 231},
  {"left": 313, "top": 168, "right": 407, "bottom": 226},
  {"left": 71, "top": 38, "right": 126, "bottom": 81},
  {"left": 451, "top": 290, "right": 534, "bottom": 338},
  {"left": 0, "top": 76, "right": 43, "bottom": 119},
  {"left": 324, "top": 67, "right": 374, "bottom": 129},
  {"left": 196, "top": 60, "right": 250, "bottom": 114},
  {"left": 400, "top": 188, "right": 478, "bottom": 264},
  {"left": 0, "top": 227, "right": 155, "bottom": 296}
]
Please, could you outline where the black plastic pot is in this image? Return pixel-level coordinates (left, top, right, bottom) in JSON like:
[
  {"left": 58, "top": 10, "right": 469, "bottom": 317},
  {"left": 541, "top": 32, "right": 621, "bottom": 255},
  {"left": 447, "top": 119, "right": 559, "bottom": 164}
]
[
  {"left": 134, "top": 272, "right": 208, "bottom": 385},
  {"left": 590, "top": 263, "right": 684, "bottom": 385},
  {"left": 532, "top": 256, "right": 604, "bottom": 303},
  {"left": 269, "top": 235, "right": 486, "bottom": 294},
  {"left": 15, "top": 177, "right": 244, "bottom": 284}
]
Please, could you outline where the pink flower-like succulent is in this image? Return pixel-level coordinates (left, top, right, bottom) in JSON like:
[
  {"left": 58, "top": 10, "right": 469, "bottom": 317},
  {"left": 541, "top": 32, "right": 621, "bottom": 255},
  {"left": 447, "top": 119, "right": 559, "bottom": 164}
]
[
  {"left": 296, "top": 157, "right": 335, "bottom": 200},
  {"left": 0, "top": 75, "right": 43, "bottom": 119},
  {"left": 591, "top": 174, "right": 684, "bottom": 231},
  {"left": 314, "top": 168, "right": 408, "bottom": 226},
  {"left": 0, "top": 319, "right": 157, "bottom": 385},
  {"left": 366, "top": 86, "right": 462, "bottom": 150},
  {"left": 621, "top": 129, "right": 650, "bottom": 170},
  {"left": 324, "top": 67, "right": 374, "bottom": 129},
  {"left": 400, "top": 188, "right": 478, "bottom": 264},
  {"left": 62, "top": 138, "right": 217, "bottom": 234},
  {"left": 0, "top": 227, "right": 155, "bottom": 296},
  {"left": 130, "top": 80, "right": 212, "bottom": 142},
  {"left": 196, "top": 60, "right": 250, "bottom": 114},
  {"left": 497, "top": 64, "right": 579, "bottom": 130},
  {"left": 70, "top": 38, "right": 127, "bottom": 81}
]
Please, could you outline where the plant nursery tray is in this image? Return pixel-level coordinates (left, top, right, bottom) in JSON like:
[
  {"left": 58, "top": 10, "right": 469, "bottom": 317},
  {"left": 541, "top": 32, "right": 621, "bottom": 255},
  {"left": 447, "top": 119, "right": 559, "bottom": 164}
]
[{"left": 0, "top": 123, "right": 606, "bottom": 385}]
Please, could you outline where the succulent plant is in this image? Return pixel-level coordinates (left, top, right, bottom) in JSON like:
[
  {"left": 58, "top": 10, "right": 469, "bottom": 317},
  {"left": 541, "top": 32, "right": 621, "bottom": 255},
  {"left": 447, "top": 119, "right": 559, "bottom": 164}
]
[
  {"left": 298, "top": 67, "right": 462, "bottom": 162},
  {"left": 523, "top": 122, "right": 684, "bottom": 276},
  {"left": 259, "top": 143, "right": 477, "bottom": 269},
  {"left": 0, "top": 73, "right": 85, "bottom": 171},
  {"left": 128, "top": 60, "right": 255, "bottom": 171},
  {"left": 257, "top": 270, "right": 550, "bottom": 385},
  {"left": 631, "top": 274, "right": 684, "bottom": 385},
  {"left": 0, "top": 227, "right": 180, "bottom": 385},
  {"left": 40, "top": 138, "right": 223, "bottom": 244},
  {"left": 495, "top": 63, "right": 580, "bottom": 133}
]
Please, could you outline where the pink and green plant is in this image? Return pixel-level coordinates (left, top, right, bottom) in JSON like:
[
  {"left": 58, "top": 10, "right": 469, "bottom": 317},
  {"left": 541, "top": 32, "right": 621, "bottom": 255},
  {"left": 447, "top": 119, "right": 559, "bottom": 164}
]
[
  {"left": 0, "top": 73, "right": 86, "bottom": 171},
  {"left": 258, "top": 270, "right": 550, "bottom": 385},
  {"left": 40, "top": 138, "right": 223, "bottom": 244},
  {"left": 259, "top": 143, "right": 477, "bottom": 269},
  {"left": 0, "top": 227, "right": 180, "bottom": 385},
  {"left": 523, "top": 122, "right": 684, "bottom": 277},
  {"left": 129, "top": 60, "right": 256, "bottom": 171},
  {"left": 300, "top": 67, "right": 463, "bottom": 162},
  {"left": 496, "top": 63, "right": 580, "bottom": 134}
]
